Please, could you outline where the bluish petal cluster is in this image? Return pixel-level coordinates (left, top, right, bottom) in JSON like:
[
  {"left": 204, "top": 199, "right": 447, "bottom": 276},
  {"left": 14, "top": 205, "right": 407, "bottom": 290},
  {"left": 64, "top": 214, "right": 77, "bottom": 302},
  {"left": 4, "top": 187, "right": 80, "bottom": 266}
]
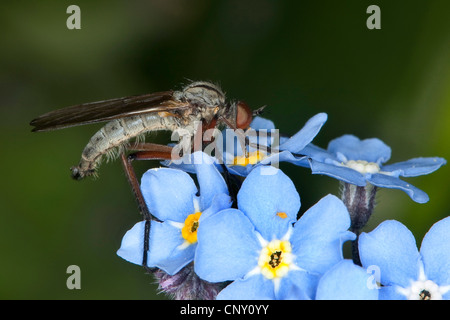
[
  {"left": 117, "top": 152, "right": 231, "bottom": 275},
  {"left": 115, "top": 110, "right": 448, "bottom": 301},
  {"left": 359, "top": 217, "right": 450, "bottom": 300},
  {"left": 224, "top": 113, "right": 328, "bottom": 176},
  {"left": 307, "top": 134, "right": 446, "bottom": 203},
  {"left": 315, "top": 260, "right": 379, "bottom": 300},
  {"left": 161, "top": 113, "right": 327, "bottom": 176},
  {"left": 195, "top": 166, "right": 355, "bottom": 299}
]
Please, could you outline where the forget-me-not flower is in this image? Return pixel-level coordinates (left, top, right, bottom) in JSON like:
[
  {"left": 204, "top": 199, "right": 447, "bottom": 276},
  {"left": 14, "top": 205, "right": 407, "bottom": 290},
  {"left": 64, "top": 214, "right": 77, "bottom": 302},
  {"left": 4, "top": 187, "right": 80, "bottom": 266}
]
[
  {"left": 305, "top": 134, "right": 446, "bottom": 203},
  {"left": 194, "top": 166, "right": 355, "bottom": 299},
  {"left": 162, "top": 113, "right": 327, "bottom": 177},
  {"left": 117, "top": 152, "right": 231, "bottom": 275},
  {"left": 359, "top": 217, "right": 450, "bottom": 300},
  {"left": 222, "top": 113, "right": 328, "bottom": 176}
]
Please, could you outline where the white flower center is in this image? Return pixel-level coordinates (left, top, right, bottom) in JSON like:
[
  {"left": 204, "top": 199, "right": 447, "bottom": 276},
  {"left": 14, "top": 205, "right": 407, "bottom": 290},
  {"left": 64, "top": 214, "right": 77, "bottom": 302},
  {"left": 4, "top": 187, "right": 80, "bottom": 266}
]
[
  {"left": 397, "top": 268, "right": 450, "bottom": 300},
  {"left": 344, "top": 160, "right": 380, "bottom": 174}
]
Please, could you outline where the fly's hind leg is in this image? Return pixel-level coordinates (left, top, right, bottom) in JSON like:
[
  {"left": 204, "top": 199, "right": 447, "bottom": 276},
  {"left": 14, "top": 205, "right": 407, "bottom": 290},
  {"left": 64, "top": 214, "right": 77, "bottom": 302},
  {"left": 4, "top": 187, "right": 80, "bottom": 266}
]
[
  {"left": 120, "top": 143, "right": 174, "bottom": 273},
  {"left": 121, "top": 143, "right": 174, "bottom": 221}
]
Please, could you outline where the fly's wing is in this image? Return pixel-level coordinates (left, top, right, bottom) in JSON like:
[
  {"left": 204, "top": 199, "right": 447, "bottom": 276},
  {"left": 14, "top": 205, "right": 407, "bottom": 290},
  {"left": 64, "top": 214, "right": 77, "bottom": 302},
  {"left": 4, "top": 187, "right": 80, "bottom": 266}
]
[{"left": 30, "top": 91, "right": 190, "bottom": 132}]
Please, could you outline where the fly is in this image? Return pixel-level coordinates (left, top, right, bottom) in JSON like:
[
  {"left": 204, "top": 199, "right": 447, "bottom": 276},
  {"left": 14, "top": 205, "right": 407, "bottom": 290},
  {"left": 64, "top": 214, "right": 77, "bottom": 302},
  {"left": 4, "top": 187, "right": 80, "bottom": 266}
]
[
  {"left": 30, "top": 81, "right": 257, "bottom": 272},
  {"left": 30, "top": 81, "right": 253, "bottom": 180}
]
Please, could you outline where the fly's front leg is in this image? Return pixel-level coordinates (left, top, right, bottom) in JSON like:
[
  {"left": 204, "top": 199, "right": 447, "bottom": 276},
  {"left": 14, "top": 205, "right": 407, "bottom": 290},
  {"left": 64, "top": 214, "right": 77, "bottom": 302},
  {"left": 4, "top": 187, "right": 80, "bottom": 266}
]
[{"left": 120, "top": 143, "right": 173, "bottom": 272}]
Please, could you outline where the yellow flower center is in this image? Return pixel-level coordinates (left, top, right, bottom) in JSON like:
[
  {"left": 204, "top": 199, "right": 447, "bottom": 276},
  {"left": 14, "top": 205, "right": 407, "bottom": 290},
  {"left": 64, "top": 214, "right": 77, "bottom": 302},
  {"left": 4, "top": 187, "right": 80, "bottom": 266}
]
[
  {"left": 181, "top": 212, "right": 202, "bottom": 244},
  {"left": 232, "top": 150, "right": 267, "bottom": 166},
  {"left": 258, "top": 239, "right": 293, "bottom": 279}
]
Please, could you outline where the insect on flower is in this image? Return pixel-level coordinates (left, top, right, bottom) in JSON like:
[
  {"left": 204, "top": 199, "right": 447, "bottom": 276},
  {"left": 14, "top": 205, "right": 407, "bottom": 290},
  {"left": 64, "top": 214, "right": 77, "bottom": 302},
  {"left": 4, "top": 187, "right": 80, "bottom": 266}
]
[
  {"left": 30, "top": 81, "right": 255, "bottom": 179},
  {"left": 30, "top": 81, "right": 256, "bottom": 270}
]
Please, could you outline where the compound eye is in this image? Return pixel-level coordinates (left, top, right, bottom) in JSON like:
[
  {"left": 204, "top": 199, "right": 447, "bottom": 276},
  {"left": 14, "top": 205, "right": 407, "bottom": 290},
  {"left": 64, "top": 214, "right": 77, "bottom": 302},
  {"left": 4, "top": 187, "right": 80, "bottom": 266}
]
[{"left": 236, "top": 101, "right": 252, "bottom": 129}]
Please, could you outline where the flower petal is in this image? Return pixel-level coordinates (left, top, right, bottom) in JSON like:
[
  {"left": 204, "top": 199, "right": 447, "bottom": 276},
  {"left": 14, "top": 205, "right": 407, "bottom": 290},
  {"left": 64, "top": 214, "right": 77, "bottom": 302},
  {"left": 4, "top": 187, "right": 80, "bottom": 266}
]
[
  {"left": 359, "top": 220, "right": 420, "bottom": 287},
  {"left": 140, "top": 168, "right": 197, "bottom": 222},
  {"left": 301, "top": 143, "right": 332, "bottom": 161},
  {"left": 237, "top": 166, "right": 300, "bottom": 239},
  {"left": 199, "top": 193, "right": 232, "bottom": 221},
  {"left": 259, "top": 150, "right": 310, "bottom": 168},
  {"left": 291, "top": 194, "right": 355, "bottom": 274},
  {"left": 309, "top": 159, "right": 367, "bottom": 186},
  {"left": 147, "top": 220, "right": 195, "bottom": 275},
  {"left": 279, "top": 113, "right": 328, "bottom": 153},
  {"left": 192, "top": 152, "right": 229, "bottom": 210},
  {"left": 280, "top": 270, "right": 320, "bottom": 300},
  {"left": 328, "top": 135, "right": 391, "bottom": 164},
  {"left": 316, "top": 260, "right": 379, "bottom": 300},
  {"left": 443, "top": 291, "right": 450, "bottom": 300},
  {"left": 378, "top": 286, "right": 406, "bottom": 300},
  {"left": 116, "top": 221, "right": 146, "bottom": 266},
  {"left": 250, "top": 116, "right": 276, "bottom": 130},
  {"left": 195, "top": 208, "right": 261, "bottom": 282},
  {"left": 381, "top": 157, "right": 446, "bottom": 177},
  {"left": 217, "top": 275, "right": 275, "bottom": 300},
  {"left": 419, "top": 216, "right": 450, "bottom": 286},
  {"left": 367, "top": 173, "right": 429, "bottom": 203},
  {"left": 224, "top": 163, "right": 253, "bottom": 177}
]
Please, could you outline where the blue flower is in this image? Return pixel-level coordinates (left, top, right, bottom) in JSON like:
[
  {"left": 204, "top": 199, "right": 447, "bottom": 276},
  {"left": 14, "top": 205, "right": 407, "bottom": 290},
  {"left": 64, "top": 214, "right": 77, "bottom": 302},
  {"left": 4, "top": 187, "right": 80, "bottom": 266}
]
[
  {"left": 315, "top": 260, "right": 379, "bottom": 300},
  {"left": 223, "top": 113, "right": 328, "bottom": 176},
  {"left": 306, "top": 134, "right": 446, "bottom": 203},
  {"left": 194, "top": 166, "right": 355, "bottom": 299},
  {"left": 161, "top": 113, "right": 327, "bottom": 177},
  {"left": 117, "top": 152, "right": 231, "bottom": 275},
  {"left": 358, "top": 217, "right": 450, "bottom": 300}
]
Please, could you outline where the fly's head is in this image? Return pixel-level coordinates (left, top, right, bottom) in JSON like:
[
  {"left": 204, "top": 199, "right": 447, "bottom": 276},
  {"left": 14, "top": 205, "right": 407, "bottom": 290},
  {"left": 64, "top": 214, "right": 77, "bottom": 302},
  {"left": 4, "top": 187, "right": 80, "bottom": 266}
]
[
  {"left": 230, "top": 100, "right": 252, "bottom": 130},
  {"left": 217, "top": 100, "right": 253, "bottom": 132}
]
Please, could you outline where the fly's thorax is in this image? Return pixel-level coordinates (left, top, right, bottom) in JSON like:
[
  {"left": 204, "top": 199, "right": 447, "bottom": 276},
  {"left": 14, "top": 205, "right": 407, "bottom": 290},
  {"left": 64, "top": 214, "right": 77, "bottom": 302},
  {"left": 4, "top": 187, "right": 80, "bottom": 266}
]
[
  {"left": 180, "top": 81, "right": 226, "bottom": 107},
  {"left": 179, "top": 83, "right": 253, "bottom": 130},
  {"left": 173, "top": 82, "right": 226, "bottom": 124}
]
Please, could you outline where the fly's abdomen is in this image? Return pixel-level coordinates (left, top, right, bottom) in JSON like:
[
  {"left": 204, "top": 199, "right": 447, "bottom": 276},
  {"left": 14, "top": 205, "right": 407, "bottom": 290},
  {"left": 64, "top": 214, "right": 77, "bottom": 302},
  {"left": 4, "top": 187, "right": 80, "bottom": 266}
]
[{"left": 71, "top": 114, "right": 180, "bottom": 180}]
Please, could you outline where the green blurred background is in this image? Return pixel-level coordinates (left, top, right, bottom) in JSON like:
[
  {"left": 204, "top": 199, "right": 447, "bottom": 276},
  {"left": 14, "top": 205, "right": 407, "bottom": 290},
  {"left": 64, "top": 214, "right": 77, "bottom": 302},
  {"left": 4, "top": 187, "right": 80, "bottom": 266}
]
[{"left": 1, "top": 0, "right": 449, "bottom": 299}]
